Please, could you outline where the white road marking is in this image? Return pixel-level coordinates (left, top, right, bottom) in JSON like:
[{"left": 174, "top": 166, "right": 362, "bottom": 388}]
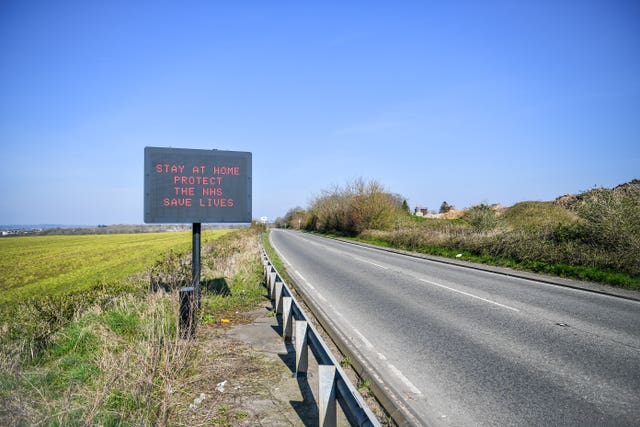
[
  {"left": 387, "top": 363, "right": 422, "bottom": 395},
  {"left": 418, "top": 278, "right": 520, "bottom": 312},
  {"left": 352, "top": 328, "right": 374, "bottom": 349},
  {"left": 278, "top": 252, "right": 291, "bottom": 265},
  {"left": 294, "top": 271, "right": 315, "bottom": 289},
  {"left": 354, "top": 257, "right": 389, "bottom": 269},
  {"left": 296, "top": 235, "right": 389, "bottom": 270}
]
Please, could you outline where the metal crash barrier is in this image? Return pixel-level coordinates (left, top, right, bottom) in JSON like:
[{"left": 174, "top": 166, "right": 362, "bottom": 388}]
[{"left": 261, "top": 246, "right": 380, "bottom": 427}]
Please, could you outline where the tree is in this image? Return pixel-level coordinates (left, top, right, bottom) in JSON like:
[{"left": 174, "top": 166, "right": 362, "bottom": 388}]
[
  {"left": 401, "top": 200, "right": 410, "bottom": 213},
  {"left": 439, "top": 201, "right": 453, "bottom": 214}
]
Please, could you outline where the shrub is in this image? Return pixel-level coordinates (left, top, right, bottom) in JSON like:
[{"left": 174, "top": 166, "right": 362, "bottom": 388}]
[
  {"left": 464, "top": 204, "right": 499, "bottom": 231},
  {"left": 576, "top": 188, "right": 640, "bottom": 255},
  {"left": 503, "top": 201, "right": 579, "bottom": 230}
]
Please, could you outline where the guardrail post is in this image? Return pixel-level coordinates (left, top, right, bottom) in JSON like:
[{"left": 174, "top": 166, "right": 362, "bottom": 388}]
[
  {"left": 295, "top": 320, "right": 308, "bottom": 376},
  {"left": 275, "top": 281, "right": 283, "bottom": 314},
  {"left": 263, "top": 262, "right": 270, "bottom": 285},
  {"left": 268, "top": 270, "right": 277, "bottom": 293},
  {"left": 318, "top": 365, "right": 337, "bottom": 427},
  {"left": 271, "top": 276, "right": 278, "bottom": 300},
  {"left": 282, "top": 296, "right": 293, "bottom": 341}
]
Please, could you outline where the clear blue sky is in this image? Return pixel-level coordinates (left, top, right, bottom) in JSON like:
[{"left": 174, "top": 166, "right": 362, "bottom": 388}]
[{"left": 1, "top": 0, "right": 638, "bottom": 225}]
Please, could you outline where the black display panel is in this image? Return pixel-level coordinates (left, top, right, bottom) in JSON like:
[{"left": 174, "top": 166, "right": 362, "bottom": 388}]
[{"left": 144, "top": 147, "right": 252, "bottom": 223}]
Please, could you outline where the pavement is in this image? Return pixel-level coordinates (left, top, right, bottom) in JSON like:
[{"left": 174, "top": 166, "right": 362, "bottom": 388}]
[{"left": 224, "top": 301, "right": 351, "bottom": 426}]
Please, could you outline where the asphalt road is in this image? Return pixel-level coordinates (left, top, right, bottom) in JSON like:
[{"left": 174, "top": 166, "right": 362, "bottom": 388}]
[{"left": 269, "top": 229, "right": 640, "bottom": 426}]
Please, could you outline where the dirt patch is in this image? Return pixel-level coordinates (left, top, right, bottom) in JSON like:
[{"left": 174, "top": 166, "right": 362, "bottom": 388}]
[{"left": 170, "top": 302, "right": 318, "bottom": 426}]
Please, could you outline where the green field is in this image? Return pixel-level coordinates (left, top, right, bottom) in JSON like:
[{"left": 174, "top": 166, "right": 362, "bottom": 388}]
[{"left": 0, "top": 230, "right": 227, "bottom": 304}]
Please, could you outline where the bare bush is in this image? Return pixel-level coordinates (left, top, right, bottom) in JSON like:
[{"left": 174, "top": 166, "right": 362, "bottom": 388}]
[{"left": 307, "top": 178, "right": 405, "bottom": 236}]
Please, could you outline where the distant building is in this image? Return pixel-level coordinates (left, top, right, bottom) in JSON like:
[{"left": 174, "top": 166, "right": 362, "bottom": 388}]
[{"left": 414, "top": 207, "right": 429, "bottom": 217}]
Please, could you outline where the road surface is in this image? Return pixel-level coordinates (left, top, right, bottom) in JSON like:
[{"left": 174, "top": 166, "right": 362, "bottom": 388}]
[{"left": 270, "top": 229, "right": 640, "bottom": 426}]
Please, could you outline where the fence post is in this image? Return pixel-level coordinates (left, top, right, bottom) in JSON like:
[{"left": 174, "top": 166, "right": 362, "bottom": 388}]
[
  {"left": 318, "top": 365, "right": 337, "bottom": 427},
  {"left": 179, "top": 286, "right": 196, "bottom": 339},
  {"left": 295, "top": 320, "right": 308, "bottom": 376},
  {"left": 282, "top": 296, "right": 293, "bottom": 341}
]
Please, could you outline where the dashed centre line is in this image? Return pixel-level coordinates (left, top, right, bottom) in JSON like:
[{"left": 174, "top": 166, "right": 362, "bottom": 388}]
[
  {"left": 291, "top": 234, "right": 520, "bottom": 313},
  {"left": 354, "top": 256, "right": 389, "bottom": 269},
  {"left": 272, "top": 231, "right": 515, "bottom": 401},
  {"left": 418, "top": 277, "right": 520, "bottom": 312}
]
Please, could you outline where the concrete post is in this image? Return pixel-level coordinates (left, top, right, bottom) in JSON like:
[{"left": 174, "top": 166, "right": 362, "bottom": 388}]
[
  {"left": 295, "top": 320, "right": 308, "bottom": 376},
  {"left": 318, "top": 365, "right": 337, "bottom": 427},
  {"left": 283, "top": 296, "right": 293, "bottom": 341},
  {"left": 275, "top": 280, "right": 283, "bottom": 314},
  {"left": 269, "top": 270, "right": 276, "bottom": 286},
  {"left": 263, "top": 260, "right": 270, "bottom": 279}
]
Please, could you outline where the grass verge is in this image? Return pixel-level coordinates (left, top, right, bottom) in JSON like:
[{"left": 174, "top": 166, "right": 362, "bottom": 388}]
[
  {"left": 347, "top": 234, "right": 640, "bottom": 291},
  {"left": 261, "top": 230, "right": 295, "bottom": 287},
  {"left": 0, "top": 225, "right": 269, "bottom": 426}
]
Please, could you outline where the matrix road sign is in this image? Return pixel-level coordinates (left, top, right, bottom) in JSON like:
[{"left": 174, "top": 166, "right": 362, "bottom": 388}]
[{"left": 144, "top": 147, "right": 252, "bottom": 223}]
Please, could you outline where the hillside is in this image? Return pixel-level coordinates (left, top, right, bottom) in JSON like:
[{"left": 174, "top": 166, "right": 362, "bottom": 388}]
[{"left": 554, "top": 179, "right": 639, "bottom": 209}]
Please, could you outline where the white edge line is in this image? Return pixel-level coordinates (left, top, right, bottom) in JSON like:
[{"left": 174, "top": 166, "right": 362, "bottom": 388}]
[
  {"left": 352, "top": 328, "right": 374, "bottom": 349},
  {"left": 294, "top": 270, "right": 315, "bottom": 289},
  {"left": 419, "top": 278, "right": 520, "bottom": 312},
  {"left": 387, "top": 363, "right": 422, "bottom": 395}
]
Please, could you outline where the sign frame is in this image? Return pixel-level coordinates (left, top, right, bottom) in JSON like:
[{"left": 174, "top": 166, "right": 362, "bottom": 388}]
[{"left": 144, "top": 146, "right": 252, "bottom": 224}]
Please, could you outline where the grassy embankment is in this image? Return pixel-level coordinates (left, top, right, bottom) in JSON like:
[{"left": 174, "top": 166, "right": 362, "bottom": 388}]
[
  {"left": 289, "top": 179, "right": 639, "bottom": 290},
  {"left": 0, "top": 226, "right": 266, "bottom": 426},
  {"left": 359, "top": 200, "right": 640, "bottom": 290}
]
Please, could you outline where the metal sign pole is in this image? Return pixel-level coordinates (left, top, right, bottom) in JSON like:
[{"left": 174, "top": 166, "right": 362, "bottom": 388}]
[{"left": 192, "top": 222, "right": 201, "bottom": 307}]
